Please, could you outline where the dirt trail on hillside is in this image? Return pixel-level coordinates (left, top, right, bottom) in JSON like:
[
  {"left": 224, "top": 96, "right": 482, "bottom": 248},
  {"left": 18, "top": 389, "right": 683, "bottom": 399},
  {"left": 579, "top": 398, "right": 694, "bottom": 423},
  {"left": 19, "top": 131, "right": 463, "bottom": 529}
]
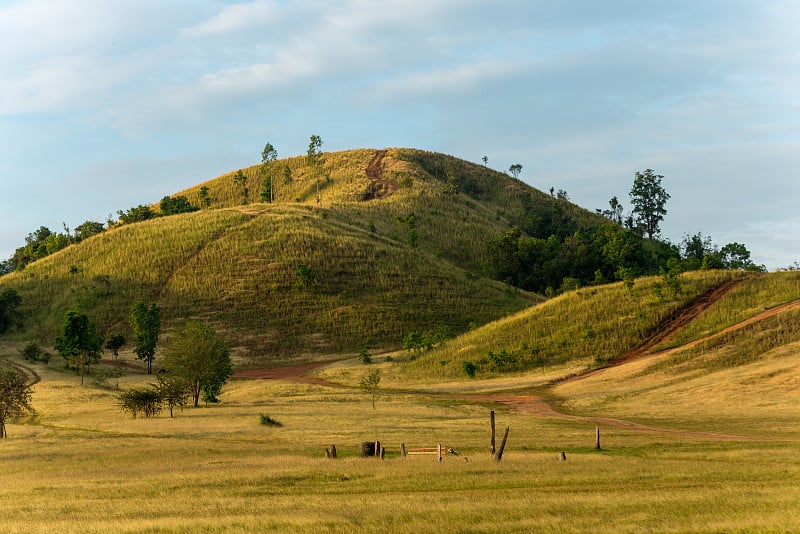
[{"left": 363, "top": 149, "right": 398, "bottom": 200}]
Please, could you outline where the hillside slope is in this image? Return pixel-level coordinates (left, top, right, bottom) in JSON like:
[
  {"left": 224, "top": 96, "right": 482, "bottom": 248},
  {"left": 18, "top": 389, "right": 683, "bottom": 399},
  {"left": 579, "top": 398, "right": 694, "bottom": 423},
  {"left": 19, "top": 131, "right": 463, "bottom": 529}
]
[{"left": 5, "top": 148, "right": 603, "bottom": 365}]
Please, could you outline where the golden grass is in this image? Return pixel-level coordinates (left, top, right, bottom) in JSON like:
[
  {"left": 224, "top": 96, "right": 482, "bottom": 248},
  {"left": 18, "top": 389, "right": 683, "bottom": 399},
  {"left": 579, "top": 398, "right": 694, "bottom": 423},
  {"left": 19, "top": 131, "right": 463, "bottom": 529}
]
[{"left": 2, "top": 344, "right": 800, "bottom": 533}]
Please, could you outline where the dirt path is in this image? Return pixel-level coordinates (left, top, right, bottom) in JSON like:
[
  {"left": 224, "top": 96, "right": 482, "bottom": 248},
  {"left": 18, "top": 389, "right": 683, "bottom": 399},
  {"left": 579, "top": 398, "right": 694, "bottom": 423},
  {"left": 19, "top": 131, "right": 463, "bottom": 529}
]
[
  {"left": 233, "top": 361, "right": 345, "bottom": 387},
  {"left": 363, "top": 149, "right": 398, "bottom": 200},
  {"left": 601, "top": 279, "right": 743, "bottom": 369}
]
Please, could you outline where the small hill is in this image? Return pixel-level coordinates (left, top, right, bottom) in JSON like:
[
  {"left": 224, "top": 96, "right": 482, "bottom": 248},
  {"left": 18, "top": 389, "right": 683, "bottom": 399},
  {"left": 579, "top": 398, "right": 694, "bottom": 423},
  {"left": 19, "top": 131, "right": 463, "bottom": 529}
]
[
  {"left": 402, "top": 269, "right": 800, "bottom": 381},
  {"left": 3, "top": 148, "right": 610, "bottom": 366}
]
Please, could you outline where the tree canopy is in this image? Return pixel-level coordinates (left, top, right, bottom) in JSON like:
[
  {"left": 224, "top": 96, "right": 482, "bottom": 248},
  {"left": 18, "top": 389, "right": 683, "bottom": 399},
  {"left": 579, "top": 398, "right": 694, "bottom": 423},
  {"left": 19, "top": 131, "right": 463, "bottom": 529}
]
[
  {"left": 0, "top": 289, "right": 22, "bottom": 334},
  {"left": 629, "top": 169, "right": 670, "bottom": 240},
  {"left": 0, "top": 366, "right": 33, "bottom": 438},
  {"left": 161, "top": 320, "right": 232, "bottom": 407},
  {"left": 160, "top": 195, "right": 199, "bottom": 216},
  {"left": 54, "top": 310, "right": 103, "bottom": 384},
  {"left": 131, "top": 302, "right": 161, "bottom": 374}
]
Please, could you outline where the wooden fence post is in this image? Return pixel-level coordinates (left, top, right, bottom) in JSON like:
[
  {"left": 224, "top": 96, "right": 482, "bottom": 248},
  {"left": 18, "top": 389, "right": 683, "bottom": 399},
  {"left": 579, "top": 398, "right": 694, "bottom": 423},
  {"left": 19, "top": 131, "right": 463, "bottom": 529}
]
[
  {"left": 401, "top": 443, "right": 407, "bottom": 458},
  {"left": 325, "top": 447, "right": 331, "bottom": 459},
  {"left": 490, "top": 410, "right": 496, "bottom": 454},
  {"left": 375, "top": 440, "right": 381, "bottom": 457},
  {"left": 331, "top": 444, "right": 337, "bottom": 459},
  {"left": 494, "top": 426, "right": 510, "bottom": 461},
  {"left": 437, "top": 443, "right": 442, "bottom": 462},
  {"left": 595, "top": 425, "right": 601, "bottom": 450}
]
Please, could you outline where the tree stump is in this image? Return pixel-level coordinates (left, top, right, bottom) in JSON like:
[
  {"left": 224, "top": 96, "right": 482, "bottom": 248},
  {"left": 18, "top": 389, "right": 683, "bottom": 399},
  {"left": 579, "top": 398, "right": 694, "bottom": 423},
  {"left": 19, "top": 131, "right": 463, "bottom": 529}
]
[{"left": 361, "top": 441, "right": 376, "bottom": 457}]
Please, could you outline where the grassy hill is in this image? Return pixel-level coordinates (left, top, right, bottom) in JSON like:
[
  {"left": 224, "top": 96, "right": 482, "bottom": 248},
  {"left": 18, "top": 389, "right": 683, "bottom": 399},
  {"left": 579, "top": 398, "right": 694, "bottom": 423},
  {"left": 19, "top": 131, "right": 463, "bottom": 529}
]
[
  {"left": 4, "top": 148, "right": 606, "bottom": 365},
  {"left": 398, "top": 268, "right": 800, "bottom": 381}
]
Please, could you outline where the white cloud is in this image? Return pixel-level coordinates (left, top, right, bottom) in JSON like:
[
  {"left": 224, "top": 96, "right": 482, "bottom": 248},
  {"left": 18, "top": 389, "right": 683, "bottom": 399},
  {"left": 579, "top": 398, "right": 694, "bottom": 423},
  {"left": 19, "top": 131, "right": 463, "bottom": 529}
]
[{"left": 180, "top": 0, "right": 282, "bottom": 37}]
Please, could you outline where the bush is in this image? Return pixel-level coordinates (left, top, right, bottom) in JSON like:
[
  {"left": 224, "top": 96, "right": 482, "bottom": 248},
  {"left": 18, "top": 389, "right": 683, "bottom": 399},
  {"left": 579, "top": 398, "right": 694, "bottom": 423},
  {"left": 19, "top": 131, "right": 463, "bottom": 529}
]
[
  {"left": 486, "top": 348, "right": 520, "bottom": 372},
  {"left": 118, "top": 388, "right": 162, "bottom": 418},
  {"left": 359, "top": 348, "right": 372, "bottom": 364},
  {"left": 462, "top": 361, "right": 477, "bottom": 378},
  {"left": 20, "top": 342, "right": 50, "bottom": 364}
]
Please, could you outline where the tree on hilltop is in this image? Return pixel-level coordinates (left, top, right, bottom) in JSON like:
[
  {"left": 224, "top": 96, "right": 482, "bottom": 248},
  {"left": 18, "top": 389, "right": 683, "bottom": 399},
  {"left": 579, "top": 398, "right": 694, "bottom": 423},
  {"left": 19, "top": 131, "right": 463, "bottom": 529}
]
[
  {"left": 160, "top": 195, "right": 199, "bottom": 215},
  {"left": 261, "top": 142, "right": 278, "bottom": 203},
  {"left": 307, "top": 134, "right": 323, "bottom": 204},
  {"left": 508, "top": 164, "right": 522, "bottom": 179},
  {"left": 233, "top": 170, "right": 249, "bottom": 205},
  {"left": 629, "top": 169, "right": 669, "bottom": 240}
]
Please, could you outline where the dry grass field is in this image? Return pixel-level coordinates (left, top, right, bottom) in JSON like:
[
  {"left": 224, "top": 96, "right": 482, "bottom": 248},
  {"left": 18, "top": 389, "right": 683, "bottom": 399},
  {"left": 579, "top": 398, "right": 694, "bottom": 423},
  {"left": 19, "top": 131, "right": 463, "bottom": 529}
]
[{"left": 1, "top": 340, "right": 799, "bottom": 533}]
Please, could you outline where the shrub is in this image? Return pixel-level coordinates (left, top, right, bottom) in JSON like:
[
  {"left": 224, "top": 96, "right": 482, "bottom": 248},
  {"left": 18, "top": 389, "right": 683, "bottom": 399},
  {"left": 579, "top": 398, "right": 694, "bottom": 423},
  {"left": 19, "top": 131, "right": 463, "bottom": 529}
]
[
  {"left": 20, "top": 342, "right": 50, "bottom": 364},
  {"left": 359, "top": 348, "right": 372, "bottom": 364},
  {"left": 462, "top": 361, "right": 477, "bottom": 378},
  {"left": 118, "top": 388, "right": 162, "bottom": 418}
]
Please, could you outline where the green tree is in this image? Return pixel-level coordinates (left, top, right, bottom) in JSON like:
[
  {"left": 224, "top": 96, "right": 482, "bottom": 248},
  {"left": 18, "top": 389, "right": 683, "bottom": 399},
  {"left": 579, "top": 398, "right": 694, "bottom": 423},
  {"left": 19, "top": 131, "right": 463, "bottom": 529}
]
[
  {"left": 0, "top": 366, "right": 33, "bottom": 438},
  {"left": 155, "top": 374, "right": 190, "bottom": 417},
  {"left": 359, "top": 369, "right": 381, "bottom": 409},
  {"left": 295, "top": 263, "right": 317, "bottom": 289},
  {"left": 160, "top": 195, "right": 198, "bottom": 215},
  {"left": 0, "top": 289, "right": 22, "bottom": 334},
  {"left": 629, "top": 169, "right": 670, "bottom": 240},
  {"left": 307, "top": 134, "right": 323, "bottom": 204},
  {"left": 117, "top": 205, "right": 156, "bottom": 225},
  {"left": 198, "top": 186, "right": 211, "bottom": 208},
  {"left": 481, "top": 155, "right": 488, "bottom": 167},
  {"left": 395, "top": 213, "right": 418, "bottom": 247},
  {"left": 600, "top": 196, "right": 624, "bottom": 225},
  {"left": 0, "top": 259, "right": 14, "bottom": 276},
  {"left": 54, "top": 310, "right": 103, "bottom": 385},
  {"left": 233, "top": 170, "right": 249, "bottom": 205},
  {"left": 130, "top": 302, "right": 160, "bottom": 374},
  {"left": 105, "top": 334, "right": 125, "bottom": 363},
  {"left": 162, "top": 320, "right": 232, "bottom": 407},
  {"left": 508, "top": 164, "right": 522, "bottom": 179},
  {"left": 261, "top": 143, "right": 278, "bottom": 203},
  {"left": 74, "top": 220, "right": 105, "bottom": 242},
  {"left": 718, "top": 242, "right": 760, "bottom": 271}
]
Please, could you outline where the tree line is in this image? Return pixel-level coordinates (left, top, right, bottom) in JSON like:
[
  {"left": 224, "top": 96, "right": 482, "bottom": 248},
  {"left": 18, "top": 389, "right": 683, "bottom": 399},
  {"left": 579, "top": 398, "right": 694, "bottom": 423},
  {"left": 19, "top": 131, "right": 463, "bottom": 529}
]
[{"left": 485, "top": 168, "right": 764, "bottom": 295}]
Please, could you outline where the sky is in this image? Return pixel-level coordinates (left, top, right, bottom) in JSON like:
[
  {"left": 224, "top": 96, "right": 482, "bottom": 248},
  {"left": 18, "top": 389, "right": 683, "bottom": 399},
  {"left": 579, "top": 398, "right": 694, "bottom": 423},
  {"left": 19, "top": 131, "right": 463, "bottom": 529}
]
[{"left": 1, "top": 0, "right": 798, "bottom": 270}]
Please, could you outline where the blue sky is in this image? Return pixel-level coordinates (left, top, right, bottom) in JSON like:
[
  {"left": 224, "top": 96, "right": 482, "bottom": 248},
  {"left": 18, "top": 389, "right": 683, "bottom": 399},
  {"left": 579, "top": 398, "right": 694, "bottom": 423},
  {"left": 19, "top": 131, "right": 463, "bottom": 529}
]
[{"left": 1, "top": 0, "right": 798, "bottom": 270}]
